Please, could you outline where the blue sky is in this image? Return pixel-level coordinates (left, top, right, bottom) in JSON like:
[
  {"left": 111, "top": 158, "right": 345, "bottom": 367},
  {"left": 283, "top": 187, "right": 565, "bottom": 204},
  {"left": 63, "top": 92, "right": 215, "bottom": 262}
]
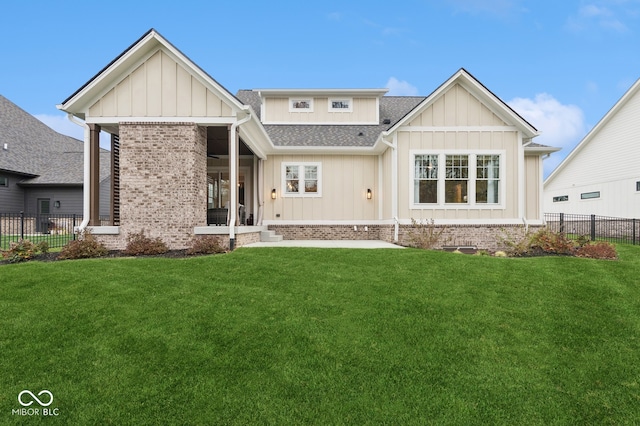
[{"left": 1, "top": 0, "right": 639, "bottom": 177}]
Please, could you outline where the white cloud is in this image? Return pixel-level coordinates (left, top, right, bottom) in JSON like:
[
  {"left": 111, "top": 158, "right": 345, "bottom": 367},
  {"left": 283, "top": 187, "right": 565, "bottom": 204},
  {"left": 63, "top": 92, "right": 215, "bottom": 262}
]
[
  {"left": 566, "top": 3, "right": 630, "bottom": 33},
  {"left": 508, "top": 93, "right": 587, "bottom": 177},
  {"left": 385, "top": 77, "right": 419, "bottom": 96},
  {"left": 34, "top": 113, "right": 111, "bottom": 149}
]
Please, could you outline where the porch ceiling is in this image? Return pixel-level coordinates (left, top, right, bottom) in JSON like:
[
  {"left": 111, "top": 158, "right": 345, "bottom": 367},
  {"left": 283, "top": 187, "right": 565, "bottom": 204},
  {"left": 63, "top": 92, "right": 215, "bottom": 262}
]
[{"left": 207, "top": 126, "right": 253, "bottom": 156}]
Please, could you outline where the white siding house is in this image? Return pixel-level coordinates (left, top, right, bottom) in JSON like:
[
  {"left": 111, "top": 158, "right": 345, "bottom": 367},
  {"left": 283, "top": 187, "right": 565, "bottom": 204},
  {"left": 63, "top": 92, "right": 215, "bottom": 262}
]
[{"left": 544, "top": 77, "right": 640, "bottom": 218}]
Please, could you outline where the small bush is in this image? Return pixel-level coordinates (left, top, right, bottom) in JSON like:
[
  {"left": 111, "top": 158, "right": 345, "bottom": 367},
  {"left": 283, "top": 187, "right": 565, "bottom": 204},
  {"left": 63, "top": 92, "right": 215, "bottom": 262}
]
[
  {"left": 1, "top": 239, "right": 49, "bottom": 263},
  {"left": 186, "top": 235, "right": 227, "bottom": 255},
  {"left": 405, "top": 218, "right": 447, "bottom": 249},
  {"left": 576, "top": 242, "right": 618, "bottom": 260},
  {"left": 59, "top": 231, "right": 108, "bottom": 260},
  {"left": 529, "top": 229, "right": 576, "bottom": 256},
  {"left": 123, "top": 230, "right": 168, "bottom": 256}
]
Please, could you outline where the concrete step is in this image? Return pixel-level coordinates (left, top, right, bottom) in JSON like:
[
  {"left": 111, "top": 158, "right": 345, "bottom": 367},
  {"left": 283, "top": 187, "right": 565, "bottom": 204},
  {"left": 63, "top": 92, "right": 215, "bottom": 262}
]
[{"left": 260, "top": 230, "right": 283, "bottom": 242}]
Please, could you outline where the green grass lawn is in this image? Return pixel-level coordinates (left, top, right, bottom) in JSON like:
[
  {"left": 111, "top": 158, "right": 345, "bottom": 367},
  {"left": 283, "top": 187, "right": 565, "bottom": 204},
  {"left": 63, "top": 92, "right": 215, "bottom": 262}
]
[{"left": 1, "top": 246, "right": 639, "bottom": 425}]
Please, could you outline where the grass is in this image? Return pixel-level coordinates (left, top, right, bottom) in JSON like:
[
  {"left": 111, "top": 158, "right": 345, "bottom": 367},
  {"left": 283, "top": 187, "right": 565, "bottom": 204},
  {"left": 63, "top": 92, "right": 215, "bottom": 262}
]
[
  {"left": 0, "top": 234, "right": 74, "bottom": 250},
  {"left": 1, "top": 245, "right": 639, "bottom": 424}
]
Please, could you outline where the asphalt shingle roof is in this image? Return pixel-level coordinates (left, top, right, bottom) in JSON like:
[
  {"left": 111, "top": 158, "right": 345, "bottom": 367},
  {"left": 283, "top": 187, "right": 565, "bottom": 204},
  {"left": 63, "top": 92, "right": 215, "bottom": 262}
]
[
  {"left": 0, "top": 94, "right": 110, "bottom": 185},
  {"left": 236, "top": 90, "right": 425, "bottom": 147}
]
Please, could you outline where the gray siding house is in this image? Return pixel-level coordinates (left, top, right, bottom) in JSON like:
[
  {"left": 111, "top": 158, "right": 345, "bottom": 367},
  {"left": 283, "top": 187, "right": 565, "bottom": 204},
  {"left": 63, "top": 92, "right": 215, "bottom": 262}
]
[{"left": 0, "top": 95, "right": 110, "bottom": 216}]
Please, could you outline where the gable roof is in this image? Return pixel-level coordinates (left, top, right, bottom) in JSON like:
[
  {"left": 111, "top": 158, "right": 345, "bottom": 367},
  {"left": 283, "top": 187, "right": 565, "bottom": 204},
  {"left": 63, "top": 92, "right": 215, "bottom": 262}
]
[
  {"left": 236, "top": 90, "right": 424, "bottom": 150},
  {"left": 386, "top": 68, "right": 539, "bottom": 139},
  {"left": 0, "top": 94, "right": 110, "bottom": 185},
  {"left": 544, "top": 76, "right": 640, "bottom": 185},
  {"left": 59, "top": 28, "right": 248, "bottom": 119}
]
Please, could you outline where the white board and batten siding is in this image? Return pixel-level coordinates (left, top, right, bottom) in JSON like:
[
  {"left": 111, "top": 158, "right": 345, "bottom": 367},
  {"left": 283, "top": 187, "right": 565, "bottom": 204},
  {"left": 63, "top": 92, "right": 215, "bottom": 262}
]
[{"left": 544, "top": 78, "right": 640, "bottom": 218}]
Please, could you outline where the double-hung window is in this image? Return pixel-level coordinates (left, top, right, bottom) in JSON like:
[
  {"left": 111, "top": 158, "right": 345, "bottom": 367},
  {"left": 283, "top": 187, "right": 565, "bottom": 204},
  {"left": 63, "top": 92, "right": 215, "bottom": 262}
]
[
  {"left": 412, "top": 152, "right": 502, "bottom": 207},
  {"left": 283, "top": 163, "right": 321, "bottom": 196}
]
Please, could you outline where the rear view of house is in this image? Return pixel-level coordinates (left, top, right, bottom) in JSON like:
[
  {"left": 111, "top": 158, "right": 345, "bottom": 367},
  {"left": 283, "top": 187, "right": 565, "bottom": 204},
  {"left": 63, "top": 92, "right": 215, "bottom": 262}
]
[{"left": 57, "top": 29, "right": 558, "bottom": 250}]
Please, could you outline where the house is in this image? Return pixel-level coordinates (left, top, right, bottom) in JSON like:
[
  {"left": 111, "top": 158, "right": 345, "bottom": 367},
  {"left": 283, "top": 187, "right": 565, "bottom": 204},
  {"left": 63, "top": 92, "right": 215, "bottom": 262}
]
[
  {"left": 544, "top": 77, "right": 640, "bottom": 218},
  {"left": 57, "top": 29, "right": 558, "bottom": 250},
  {"left": 0, "top": 95, "right": 111, "bottom": 220}
]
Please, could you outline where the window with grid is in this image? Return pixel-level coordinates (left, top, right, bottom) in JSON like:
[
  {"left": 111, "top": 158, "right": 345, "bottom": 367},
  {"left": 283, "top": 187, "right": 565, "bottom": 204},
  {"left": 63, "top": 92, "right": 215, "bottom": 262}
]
[
  {"left": 445, "top": 155, "right": 469, "bottom": 204},
  {"left": 476, "top": 155, "right": 500, "bottom": 204},
  {"left": 284, "top": 163, "right": 320, "bottom": 196},
  {"left": 414, "top": 155, "right": 438, "bottom": 203}
]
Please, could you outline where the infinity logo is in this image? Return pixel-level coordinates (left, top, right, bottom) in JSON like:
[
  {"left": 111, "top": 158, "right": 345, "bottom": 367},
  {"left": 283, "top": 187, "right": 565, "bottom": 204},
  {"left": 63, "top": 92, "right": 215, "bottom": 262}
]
[{"left": 18, "top": 390, "right": 53, "bottom": 407}]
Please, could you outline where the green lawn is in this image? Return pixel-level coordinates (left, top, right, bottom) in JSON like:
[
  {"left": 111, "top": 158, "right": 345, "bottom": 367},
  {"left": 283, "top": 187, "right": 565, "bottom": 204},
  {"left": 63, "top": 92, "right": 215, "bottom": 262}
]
[{"left": 1, "top": 246, "right": 639, "bottom": 424}]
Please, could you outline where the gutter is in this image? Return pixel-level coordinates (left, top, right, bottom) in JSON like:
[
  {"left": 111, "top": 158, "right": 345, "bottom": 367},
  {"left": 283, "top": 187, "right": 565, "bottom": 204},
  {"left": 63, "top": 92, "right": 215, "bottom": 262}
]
[
  {"left": 67, "top": 113, "right": 91, "bottom": 233},
  {"left": 228, "top": 109, "right": 252, "bottom": 250}
]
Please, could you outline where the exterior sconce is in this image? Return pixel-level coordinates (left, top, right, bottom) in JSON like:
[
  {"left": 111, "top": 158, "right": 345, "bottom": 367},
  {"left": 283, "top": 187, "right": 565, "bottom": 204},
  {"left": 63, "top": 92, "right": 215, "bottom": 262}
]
[
  {"left": 366, "top": 189, "right": 372, "bottom": 200},
  {"left": 54, "top": 201, "right": 61, "bottom": 208},
  {"left": 271, "top": 189, "right": 277, "bottom": 200}
]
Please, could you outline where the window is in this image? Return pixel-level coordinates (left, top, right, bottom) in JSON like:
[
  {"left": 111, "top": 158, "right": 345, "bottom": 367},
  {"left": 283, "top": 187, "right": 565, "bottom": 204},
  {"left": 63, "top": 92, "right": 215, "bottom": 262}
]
[
  {"left": 581, "top": 191, "right": 600, "bottom": 200},
  {"left": 412, "top": 152, "right": 502, "bottom": 206},
  {"left": 476, "top": 155, "right": 500, "bottom": 204},
  {"left": 445, "top": 155, "right": 469, "bottom": 204},
  {"left": 329, "top": 98, "right": 352, "bottom": 112},
  {"left": 414, "top": 155, "right": 438, "bottom": 203},
  {"left": 289, "top": 98, "right": 313, "bottom": 112},
  {"left": 0, "top": 176, "right": 7, "bottom": 187},
  {"left": 283, "top": 163, "right": 321, "bottom": 196},
  {"left": 553, "top": 195, "right": 569, "bottom": 202}
]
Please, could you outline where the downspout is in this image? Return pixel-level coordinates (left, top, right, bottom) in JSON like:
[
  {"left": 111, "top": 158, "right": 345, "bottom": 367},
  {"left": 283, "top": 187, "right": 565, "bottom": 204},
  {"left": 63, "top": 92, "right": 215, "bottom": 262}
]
[
  {"left": 228, "top": 111, "right": 252, "bottom": 250},
  {"left": 67, "top": 113, "right": 91, "bottom": 232},
  {"left": 381, "top": 132, "right": 399, "bottom": 242}
]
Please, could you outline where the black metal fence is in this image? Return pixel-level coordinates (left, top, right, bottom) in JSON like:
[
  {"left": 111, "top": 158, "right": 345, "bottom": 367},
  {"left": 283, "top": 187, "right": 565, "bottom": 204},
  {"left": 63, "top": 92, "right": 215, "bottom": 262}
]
[
  {"left": 0, "top": 213, "right": 111, "bottom": 249},
  {"left": 545, "top": 213, "right": 638, "bottom": 245}
]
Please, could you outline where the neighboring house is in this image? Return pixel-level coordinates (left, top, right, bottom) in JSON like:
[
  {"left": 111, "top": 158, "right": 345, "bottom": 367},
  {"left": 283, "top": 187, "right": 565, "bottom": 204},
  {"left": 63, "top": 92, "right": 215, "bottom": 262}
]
[
  {"left": 0, "top": 95, "right": 111, "bottom": 219},
  {"left": 57, "top": 29, "right": 558, "bottom": 250},
  {"left": 544, "top": 77, "right": 640, "bottom": 218}
]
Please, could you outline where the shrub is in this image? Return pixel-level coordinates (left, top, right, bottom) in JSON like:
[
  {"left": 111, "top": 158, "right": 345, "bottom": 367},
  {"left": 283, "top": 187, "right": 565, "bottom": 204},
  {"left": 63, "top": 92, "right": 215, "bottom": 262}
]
[
  {"left": 575, "top": 242, "right": 618, "bottom": 260},
  {"left": 186, "top": 235, "right": 227, "bottom": 255},
  {"left": 1, "top": 239, "right": 49, "bottom": 263},
  {"left": 405, "top": 218, "right": 447, "bottom": 249},
  {"left": 529, "top": 229, "right": 576, "bottom": 256},
  {"left": 59, "top": 231, "right": 108, "bottom": 260},
  {"left": 123, "top": 230, "right": 168, "bottom": 256}
]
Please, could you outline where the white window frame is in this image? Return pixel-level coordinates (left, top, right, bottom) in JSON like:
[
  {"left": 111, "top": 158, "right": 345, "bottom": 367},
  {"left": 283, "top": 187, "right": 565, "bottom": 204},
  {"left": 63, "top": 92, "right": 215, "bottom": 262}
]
[
  {"left": 328, "top": 98, "right": 353, "bottom": 112},
  {"left": 289, "top": 98, "right": 314, "bottom": 112},
  {"left": 0, "top": 176, "right": 7, "bottom": 187},
  {"left": 282, "top": 162, "right": 322, "bottom": 197},
  {"left": 409, "top": 150, "right": 505, "bottom": 209}
]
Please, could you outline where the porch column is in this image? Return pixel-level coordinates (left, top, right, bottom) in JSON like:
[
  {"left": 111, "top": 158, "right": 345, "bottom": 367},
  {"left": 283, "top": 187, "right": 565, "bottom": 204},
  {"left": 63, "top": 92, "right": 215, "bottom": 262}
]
[{"left": 89, "top": 123, "right": 101, "bottom": 226}]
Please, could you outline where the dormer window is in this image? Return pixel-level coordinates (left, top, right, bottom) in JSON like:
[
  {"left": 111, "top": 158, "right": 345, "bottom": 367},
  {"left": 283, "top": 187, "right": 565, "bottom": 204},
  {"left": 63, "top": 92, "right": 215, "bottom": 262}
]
[
  {"left": 329, "top": 98, "right": 352, "bottom": 112},
  {"left": 289, "top": 98, "right": 313, "bottom": 112}
]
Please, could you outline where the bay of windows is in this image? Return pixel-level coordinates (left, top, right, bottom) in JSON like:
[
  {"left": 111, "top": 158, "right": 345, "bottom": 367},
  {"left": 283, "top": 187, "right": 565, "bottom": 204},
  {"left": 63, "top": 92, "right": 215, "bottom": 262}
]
[{"left": 413, "top": 153, "right": 501, "bottom": 206}]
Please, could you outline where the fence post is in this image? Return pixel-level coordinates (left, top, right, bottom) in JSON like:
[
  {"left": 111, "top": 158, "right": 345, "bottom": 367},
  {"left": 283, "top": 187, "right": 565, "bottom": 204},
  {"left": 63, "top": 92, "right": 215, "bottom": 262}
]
[
  {"left": 73, "top": 214, "right": 77, "bottom": 241},
  {"left": 634, "top": 218, "right": 637, "bottom": 246},
  {"left": 20, "top": 211, "right": 25, "bottom": 240},
  {"left": 590, "top": 214, "right": 596, "bottom": 241},
  {"left": 559, "top": 213, "right": 564, "bottom": 233}
]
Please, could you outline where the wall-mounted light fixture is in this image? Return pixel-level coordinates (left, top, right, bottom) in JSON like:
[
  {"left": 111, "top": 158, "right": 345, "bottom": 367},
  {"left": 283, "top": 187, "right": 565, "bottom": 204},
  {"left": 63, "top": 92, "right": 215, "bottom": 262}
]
[
  {"left": 271, "top": 189, "right": 277, "bottom": 200},
  {"left": 54, "top": 201, "right": 61, "bottom": 208},
  {"left": 366, "top": 188, "right": 372, "bottom": 200}
]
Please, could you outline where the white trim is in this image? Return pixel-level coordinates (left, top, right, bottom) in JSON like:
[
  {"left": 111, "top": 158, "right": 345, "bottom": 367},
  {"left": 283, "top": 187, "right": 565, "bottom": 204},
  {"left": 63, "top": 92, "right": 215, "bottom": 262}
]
[
  {"left": 86, "top": 116, "right": 236, "bottom": 125},
  {"left": 281, "top": 162, "right": 322, "bottom": 197},
  {"left": 255, "top": 88, "right": 388, "bottom": 96},
  {"left": 518, "top": 131, "right": 525, "bottom": 219},
  {"left": 85, "top": 226, "right": 119, "bottom": 235},
  {"left": 289, "top": 98, "right": 314, "bottom": 112},
  {"left": 409, "top": 150, "right": 506, "bottom": 209},
  {"left": 398, "top": 126, "right": 518, "bottom": 132},
  {"left": 328, "top": 98, "right": 353, "bottom": 112},
  {"left": 261, "top": 119, "right": 379, "bottom": 125}
]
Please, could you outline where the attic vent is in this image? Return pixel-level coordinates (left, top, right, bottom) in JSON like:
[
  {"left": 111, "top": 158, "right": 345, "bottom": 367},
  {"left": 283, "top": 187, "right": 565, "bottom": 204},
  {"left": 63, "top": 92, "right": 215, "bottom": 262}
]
[
  {"left": 357, "top": 132, "right": 364, "bottom": 136},
  {"left": 383, "top": 119, "right": 391, "bottom": 125}
]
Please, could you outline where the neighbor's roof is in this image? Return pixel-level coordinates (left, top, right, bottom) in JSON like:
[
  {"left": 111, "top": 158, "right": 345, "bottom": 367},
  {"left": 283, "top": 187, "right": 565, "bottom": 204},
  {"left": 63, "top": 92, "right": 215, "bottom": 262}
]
[
  {"left": 0, "top": 94, "right": 110, "bottom": 185},
  {"left": 236, "top": 90, "right": 425, "bottom": 147}
]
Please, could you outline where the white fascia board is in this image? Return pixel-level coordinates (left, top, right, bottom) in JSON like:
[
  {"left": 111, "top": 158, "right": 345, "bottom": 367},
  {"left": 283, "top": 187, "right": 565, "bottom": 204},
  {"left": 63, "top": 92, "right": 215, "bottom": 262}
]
[
  {"left": 524, "top": 146, "right": 562, "bottom": 155},
  {"left": 254, "top": 88, "right": 388, "bottom": 97},
  {"left": 85, "top": 116, "right": 237, "bottom": 125},
  {"left": 261, "top": 119, "right": 380, "bottom": 125}
]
